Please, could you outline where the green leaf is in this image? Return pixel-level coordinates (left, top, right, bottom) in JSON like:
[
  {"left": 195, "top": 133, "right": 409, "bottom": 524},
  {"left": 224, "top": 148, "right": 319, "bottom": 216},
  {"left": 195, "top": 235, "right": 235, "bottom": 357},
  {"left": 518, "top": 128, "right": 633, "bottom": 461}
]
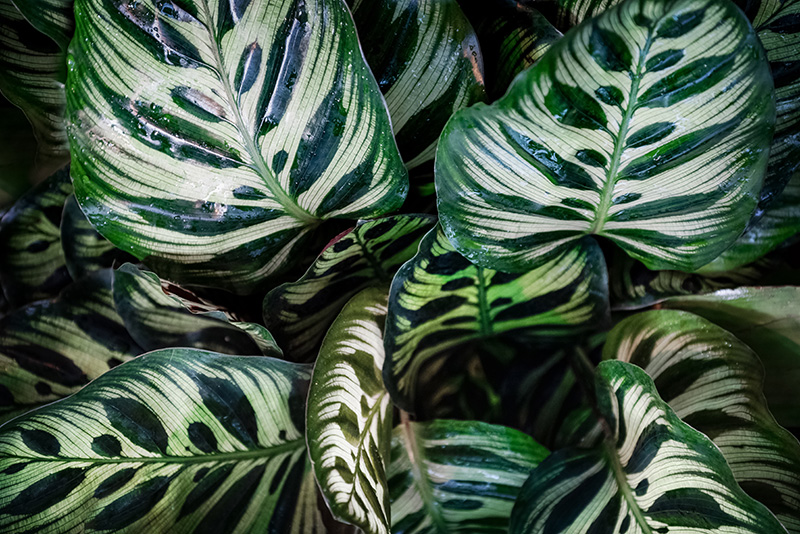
[
  {"left": 68, "top": 0, "right": 408, "bottom": 294},
  {"left": 0, "top": 97, "right": 41, "bottom": 206},
  {"left": 436, "top": 0, "right": 775, "bottom": 273},
  {"left": 461, "top": 0, "right": 562, "bottom": 100},
  {"left": 0, "top": 348, "right": 325, "bottom": 533},
  {"left": 384, "top": 225, "right": 609, "bottom": 415},
  {"left": 608, "top": 247, "right": 796, "bottom": 309},
  {"left": 389, "top": 418, "right": 548, "bottom": 534},
  {"left": 0, "top": 269, "right": 141, "bottom": 423},
  {"left": 11, "top": 0, "right": 74, "bottom": 50},
  {"left": 307, "top": 286, "right": 393, "bottom": 534},
  {"left": 61, "top": 194, "right": 136, "bottom": 280},
  {"left": 112, "top": 263, "right": 282, "bottom": 357},
  {"left": 605, "top": 310, "right": 800, "bottom": 532},
  {"left": 349, "top": 0, "right": 486, "bottom": 169},
  {"left": 0, "top": 167, "right": 72, "bottom": 307},
  {"left": 661, "top": 287, "right": 800, "bottom": 429},
  {"left": 0, "top": 0, "right": 69, "bottom": 168},
  {"left": 509, "top": 360, "right": 788, "bottom": 534},
  {"left": 263, "top": 214, "right": 434, "bottom": 362}
]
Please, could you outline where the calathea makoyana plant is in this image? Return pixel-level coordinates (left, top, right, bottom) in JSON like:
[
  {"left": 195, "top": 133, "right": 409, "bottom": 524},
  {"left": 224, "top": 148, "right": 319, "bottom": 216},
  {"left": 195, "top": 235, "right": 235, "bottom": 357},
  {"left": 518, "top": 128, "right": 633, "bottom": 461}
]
[{"left": 0, "top": 0, "right": 798, "bottom": 532}]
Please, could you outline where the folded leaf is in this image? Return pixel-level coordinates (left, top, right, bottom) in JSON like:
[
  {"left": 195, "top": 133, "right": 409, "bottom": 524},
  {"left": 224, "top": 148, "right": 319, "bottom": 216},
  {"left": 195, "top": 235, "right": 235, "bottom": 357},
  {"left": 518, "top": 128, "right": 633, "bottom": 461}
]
[
  {"left": 509, "top": 360, "right": 788, "bottom": 534},
  {"left": 384, "top": 225, "right": 609, "bottom": 414},
  {"left": 11, "top": 0, "right": 74, "bottom": 50},
  {"left": 307, "top": 286, "right": 393, "bottom": 534},
  {"left": 68, "top": 0, "right": 408, "bottom": 293},
  {"left": 0, "top": 167, "right": 72, "bottom": 307},
  {"left": 264, "top": 214, "right": 434, "bottom": 361},
  {"left": 0, "top": 349, "right": 322, "bottom": 533},
  {"left": 605, "top": 310, "right": 800, "bottom": 532},
  {"left": 389, "top": 418, "right": 548, "bottom": 534},
  {"left": 436, "top": 0, "right": 774, "bottom": 273}
]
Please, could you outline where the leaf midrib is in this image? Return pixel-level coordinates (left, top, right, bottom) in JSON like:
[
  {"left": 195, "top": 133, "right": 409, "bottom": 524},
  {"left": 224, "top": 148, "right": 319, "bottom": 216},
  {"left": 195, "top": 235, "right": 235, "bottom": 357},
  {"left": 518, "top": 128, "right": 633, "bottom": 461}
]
[
  {"left": 7, "top": 438, "right": 305, "bottom": 465},
  {"left": 197, "top": 0, "right": 316, "bottom": 224},
  {"left": 590, "top": 26, "right": 656, "bottom": 234},
  {"left": 401, "top": 412, "right": 449, "bottom": 534},
  {"left": 602, "top": 433, "right": 654, "bottom": 534}
]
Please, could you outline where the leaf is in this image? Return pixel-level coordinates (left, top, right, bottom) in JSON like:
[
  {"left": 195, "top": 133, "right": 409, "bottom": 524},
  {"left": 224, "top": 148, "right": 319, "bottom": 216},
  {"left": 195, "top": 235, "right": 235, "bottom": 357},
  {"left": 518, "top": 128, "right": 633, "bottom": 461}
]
[
  {"left": 0, "top": 167, "right": 72, "bottom": 307},
  {"left": 389, "top": 418, "right": 548, "bottom": 534},
  {"left": 383, "top": 225, "right": 609, "bottom": 415},
  {"left": 0, "top": 97, "right": 40, "bottom": 205},
  {"left": 435, "top": 0, "right": 775, "bottom": 273},
  {"left": 509, "top": 360, "right": 788, "bottom": 534},
  {"left": 264, "top": 214, "right": 434, "bottom": 362},
  {"left": 0, "top": 0, "right": 69, "bottom": 168},
  {"left": 349, "top": 0, "right": 486, "bottom": 169},
  {"left": 0, "top": 269, "right": 142, "bottom": 423},
  {"left": 11, "top": 0, "right": 74, "bottom": 50},
  {"left": 307, "top": 286, "right": 393, "bottom": 534},
  {"left": 661, "top": 287, "right": 800, "bottom": 429},
  {"left": 605, "top": 310, "right": 800, "bottom": 532},
  {"left": 608, "top": 247, "right": 797, "bottom": 309},
  {"left": 0, "top": 348, "right": 325, "bottom": 533},
  {"left": 68, "top": 0, "right": 408, "bottom": 294},
  {"left": 460, "top": 0, "right": 563, "bottom": 100},
  {"left": 61, "top": 194, "right": 136, "bottom": 280},
  {"left": 112, "top": 263, "right": 282, "bottom": 357}
]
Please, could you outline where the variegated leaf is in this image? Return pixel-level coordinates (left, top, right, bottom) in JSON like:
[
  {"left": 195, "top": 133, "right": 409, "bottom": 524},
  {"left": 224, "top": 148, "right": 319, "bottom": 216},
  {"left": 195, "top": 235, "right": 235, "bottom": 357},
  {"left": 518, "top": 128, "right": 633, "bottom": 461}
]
[
  {"left": 0, "top": 0, "right": 69, "bottom": 169},
  {"left": 11, "top": 0, "right": 74, "bottom": 50},
  {"left": 608, "top": 248, "right": 796, "bottom": 309},
  {"left": 661, "top": 287, "right": 800, "bottom": 429},
  {"left": 349, "top": 0, "right": 486, "bottom": 169},
  {"left": 460, "top": 0, "right": 562, "bottom": 99},
  {"left": 0, "top": 269, "right": 141, "bottom": 423},
  {"left": 389, "top": 418, "right": 548, "bottom": 534},
  {"left": 307, "top": 286, "right": 393, "bottom": 534},
  {"left": 605, "top": 310, "right": 800, "bottom": 532},
  {"left": 68, "top": 0, "right": 408, "bottom": 294},
  {"left": 61, "top": 194, "right": 136, "bottom": 280},
  {"left": 384, "top": 225, "right": 609, "bottom": 415},
  {"left": 436, "top": 0, "right": 774, "bottom": 273},
  {"left": 509, "top": 360, "right": 788, "bottom": 534},
  {"left": 112, "top": 263, "right": 282, "bottom": 357},
  {"left": 264, "top": 214, "right": 434, "bottom": 362},
  {"left": 0, "top": 167, "right": 72, "bottom": 307},
  {"left": 0, "top": 349, "right": 326, "bottom": 533}
]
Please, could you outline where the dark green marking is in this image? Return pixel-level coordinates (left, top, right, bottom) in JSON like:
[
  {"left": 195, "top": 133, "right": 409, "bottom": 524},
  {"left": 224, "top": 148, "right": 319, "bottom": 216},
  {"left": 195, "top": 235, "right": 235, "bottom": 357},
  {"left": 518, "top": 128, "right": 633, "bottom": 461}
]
[{"left": 103, "top": 397, "right": 169, "bottom": 454}]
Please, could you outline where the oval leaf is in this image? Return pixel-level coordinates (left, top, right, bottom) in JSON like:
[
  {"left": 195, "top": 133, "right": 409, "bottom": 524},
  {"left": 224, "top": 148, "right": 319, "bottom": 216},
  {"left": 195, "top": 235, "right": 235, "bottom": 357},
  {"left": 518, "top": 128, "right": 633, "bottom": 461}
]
[
  {"left": 509, "top": 360, "right": 788, "bottom": 534},
  {"left": 436, "top": 0, "right": 774, "bottom": 273},
  {"left": 307, "top": 286, "right": 393, "bottom": 534},
  {"left": 68, "top": 0, "right": 408, "bottom": 293}
]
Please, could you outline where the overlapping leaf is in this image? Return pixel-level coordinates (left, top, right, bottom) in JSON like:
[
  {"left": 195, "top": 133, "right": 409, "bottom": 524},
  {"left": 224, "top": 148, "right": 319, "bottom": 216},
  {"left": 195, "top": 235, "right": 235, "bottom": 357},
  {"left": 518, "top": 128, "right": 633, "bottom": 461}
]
[
  {"left": 509, "top": 360, "right": 788, "bottom": 534},
  {"left": 68, "top": 0, "right": 408, "bottom": 293},
  {"left": 384, "top": 226, "right": 609, "bottom": 415},
  {"left": 0, "top": 0, "right": 69, "bottom": 169},
  {"left": 460, "top": 0, "right": 562, "bottom": 99},
  {"left": 113, "top": 263, "right": 282, "bottom": 357},
  {"left": 0, "top": 269, "right": 141, "bottom": 423},
  {"left": 661, "top": 287, "right": 800, "bottom": 429},
  {"left": 61, "top": 194, "right": 136, "bottom": 280},
  {"left": 0, "top": 99, "right": 40, "bottom": 206},
  {"left": 389, "top": 418, "right": 548, "bottom": 534},
  {"left": 0, "top": 349, "right": 325, "bottom": 533},
  {"left": 11, "top": 0, "right": 74, "bottom": 49},
  {"left": 307, "top": 286, "right": 393, "bottom": 534},
  {"left": 436, "top": 0, "right": 774, "bottom": 273},
  {"left": 264, "top": 214, "right": 434, "bottom": 361},
  {"left": 605, "top": 310, "right": 800, "bottom": 532},
  {"left": 349, "top": 0, "right": 486, "bottom": 169},
  {"left": 0, "top": 167, "right": 72, "bottom": 307}
]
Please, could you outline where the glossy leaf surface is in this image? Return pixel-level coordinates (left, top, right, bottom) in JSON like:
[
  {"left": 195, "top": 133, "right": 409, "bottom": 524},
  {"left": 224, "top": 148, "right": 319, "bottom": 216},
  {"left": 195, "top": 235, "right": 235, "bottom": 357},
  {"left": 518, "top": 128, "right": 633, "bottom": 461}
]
[
  {"left": 0, "top": 349, "right": 320, "bottom": 533},
  {"left": 11, "top": 0, "right": 74, "bottom": 50},
  {"left": 436, "top": 0, "right": 774, "bottom": 273},
  {"left": 264, "top": 214, "right": 434, "bottom": 361},
  {"left": 68, "top": 0, "right": 408, "bottom": 293},
  {"left": 509, "top": 360, "right": 787, "bottom": 533},
  {"left": 605, "top": 310, "right": 800, "bottom": 532},
  {"left": 307, "top": 287, "right": 392, "bottom": 534}
]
